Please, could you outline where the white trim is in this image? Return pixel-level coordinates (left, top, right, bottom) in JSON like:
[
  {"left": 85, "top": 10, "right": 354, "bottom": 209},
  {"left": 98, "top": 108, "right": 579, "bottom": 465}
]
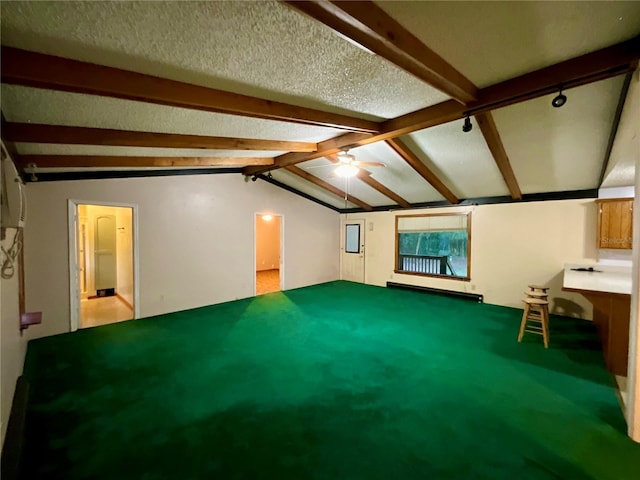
[
  {"left": 68, "top": 199, "right": 140, "bottom": 331},
  {"left": 340, "top": 216, "right": 366, "bottom": 283},
  {"left": 68, "top": 201, "right": 79, "bottom": 331}
]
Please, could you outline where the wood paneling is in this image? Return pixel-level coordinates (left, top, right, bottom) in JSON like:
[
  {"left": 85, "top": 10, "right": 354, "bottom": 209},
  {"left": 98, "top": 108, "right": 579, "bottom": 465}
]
[
  {"left": 597, "top": 198, "right": 633, "bottom": 249},
  {"left": 565, "top": 289, "right": 631, "bottom": 375}
]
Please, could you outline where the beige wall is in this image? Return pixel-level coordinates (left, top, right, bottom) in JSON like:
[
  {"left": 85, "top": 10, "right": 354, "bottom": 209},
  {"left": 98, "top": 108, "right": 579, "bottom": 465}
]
[
  {"left": 346, "top": 198, "right": 599, "bottom": 317},
  {"left": 255, "top": 215, "right": 281, "bottom": 272},
  {"left": 22, "top": 174, "right": 339, "bottom": 339},
  {"left": 0, "top": 228, "right": 27, "bottom": 445}
]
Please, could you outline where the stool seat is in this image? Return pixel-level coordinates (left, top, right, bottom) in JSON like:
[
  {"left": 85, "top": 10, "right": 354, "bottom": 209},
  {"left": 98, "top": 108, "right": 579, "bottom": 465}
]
[
  {"left": 524, "top": 292, "right": 548, "bottom": 299},
  {"left": 518, "top": 297, "right": 550, "bottom": 348},
  {"left": 528, "top": 284, "right": 549, "bottom": 292}
]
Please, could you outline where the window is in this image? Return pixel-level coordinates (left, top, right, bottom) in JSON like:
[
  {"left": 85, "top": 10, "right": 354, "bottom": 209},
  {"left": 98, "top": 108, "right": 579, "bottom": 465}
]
[
  {"left": 395, "top": 212, "right": 471, "bottom": 280},
  {"left": 345, "top": 223, "right": 361, "bottom": 253}
]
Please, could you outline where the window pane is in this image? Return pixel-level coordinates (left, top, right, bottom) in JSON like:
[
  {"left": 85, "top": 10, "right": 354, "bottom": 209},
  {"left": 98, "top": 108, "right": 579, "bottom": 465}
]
[
  {"left": 345, "top": 224, "right": 360, "bottom": 253},
  {"left": 396, "top": 213, "right": 470, "bottom": 279}
]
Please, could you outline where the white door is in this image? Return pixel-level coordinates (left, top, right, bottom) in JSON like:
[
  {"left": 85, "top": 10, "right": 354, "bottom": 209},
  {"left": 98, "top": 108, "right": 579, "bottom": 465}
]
[{"left": 341, "top": 219, "right": 365, "bottom": 283}]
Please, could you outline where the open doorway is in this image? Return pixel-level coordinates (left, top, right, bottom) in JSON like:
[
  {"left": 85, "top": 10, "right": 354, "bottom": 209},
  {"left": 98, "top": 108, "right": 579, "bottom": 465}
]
[
  {"left": 255, "top": 213, "right": 283, "bottom": 295},
  {"left": 68, "top": 200, "right": 139, "bottom": 330}
]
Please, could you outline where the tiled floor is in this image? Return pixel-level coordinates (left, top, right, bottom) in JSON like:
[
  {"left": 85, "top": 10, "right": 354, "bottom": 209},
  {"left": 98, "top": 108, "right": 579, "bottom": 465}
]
[
  {"left": 256, "top": 269, "right": 280, "bottom": 295},
  {"left": 81, "top": 296, "right": 134, "bottom": 328}
]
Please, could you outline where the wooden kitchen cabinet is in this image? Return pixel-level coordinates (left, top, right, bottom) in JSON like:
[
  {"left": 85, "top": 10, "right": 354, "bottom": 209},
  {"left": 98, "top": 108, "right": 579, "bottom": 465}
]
[{"left": 596, "top": 198, "right": 633, "bottom": 249}]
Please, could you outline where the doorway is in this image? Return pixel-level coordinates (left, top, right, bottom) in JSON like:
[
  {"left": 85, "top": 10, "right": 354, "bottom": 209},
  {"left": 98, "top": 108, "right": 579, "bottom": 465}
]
[
  {"left": 255, "top": 213, "right": 283, "bottom": 295},
  {"left": 68, "top": 200, "right": 139, "bottom": 330},
  {"left": 341, "top": 219, "right": 365, "bottom": 283}
]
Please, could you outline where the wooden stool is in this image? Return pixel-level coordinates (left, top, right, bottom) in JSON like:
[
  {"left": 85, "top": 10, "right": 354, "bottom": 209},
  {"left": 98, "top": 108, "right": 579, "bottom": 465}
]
[
  {"left": 518, "top": 298, "right": 550, "bottom": 348},
  {"left": 525, "top": 290, "right": 548, "bottom": 300},
  {"left": 528, "top": 284, "right": 549, "bottom": 294}
]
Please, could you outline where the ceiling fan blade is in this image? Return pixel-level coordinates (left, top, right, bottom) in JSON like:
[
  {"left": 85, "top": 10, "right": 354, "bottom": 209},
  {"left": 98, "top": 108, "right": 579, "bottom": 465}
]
[
  {"left": 304, "top": 164, "right": 334, "bottom": 170},
  {"left": 355, "top": 161, "right": 386, "bottom": 168}
]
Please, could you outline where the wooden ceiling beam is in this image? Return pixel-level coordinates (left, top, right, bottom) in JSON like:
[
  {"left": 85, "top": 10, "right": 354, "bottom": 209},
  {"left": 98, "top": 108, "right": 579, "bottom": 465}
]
[
  {"left": 285, "top": 1, "right": 477, "bottom": 104},
  {"left": 19, "top": 155, "right": 273, "bottom": 168},
  {"left": 0, "top": 46, "right": 380, "bottom": 133},
  {"left": 285, "top": 165, "right": 373, "bottom": 210},
  {"left": 474, "top": 35, "right": 640, "bottom": 113},
  {"left": 3, "top": 122, "right": 318, "bottom": 152},
  {"left": 382, "top": 35, "right": 640, "bottom": 139},
  {"left": 475, "top": 112, "right": 522, "bottom": 200},
  {"left": 385, "top": 138, "right": 459, "bottom": 204},
  {"left": 245, "top": 37, "right": 639, "bottom": 176},
  {"left": 246, "top": 132, "right": 374, "bottom": 174},
  {"left": 356, "top": 170, "right": 412, "bottom": 208}
]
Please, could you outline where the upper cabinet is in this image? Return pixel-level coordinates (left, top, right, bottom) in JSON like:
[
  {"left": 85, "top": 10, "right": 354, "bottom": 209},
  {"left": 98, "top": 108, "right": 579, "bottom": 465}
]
[{"left": 596, "top": 198, "right": 633, "bottom": 249}]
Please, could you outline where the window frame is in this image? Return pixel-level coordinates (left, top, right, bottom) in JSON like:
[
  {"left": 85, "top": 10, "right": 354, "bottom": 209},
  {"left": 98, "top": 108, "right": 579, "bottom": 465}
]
[{"left": 394, "top": 212, "right": 472, "bottom": 281}]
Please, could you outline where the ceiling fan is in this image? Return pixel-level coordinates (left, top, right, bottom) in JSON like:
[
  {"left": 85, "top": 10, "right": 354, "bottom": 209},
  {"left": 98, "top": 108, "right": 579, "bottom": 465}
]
[{"left": 307, "top": 150, "right": 385, "bottom": 178}]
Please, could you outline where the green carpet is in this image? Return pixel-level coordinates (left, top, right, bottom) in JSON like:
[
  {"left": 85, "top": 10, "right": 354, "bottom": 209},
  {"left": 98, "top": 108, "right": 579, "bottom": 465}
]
[{"left": 21, "top": 281, "right": 640, "bottom": 479}]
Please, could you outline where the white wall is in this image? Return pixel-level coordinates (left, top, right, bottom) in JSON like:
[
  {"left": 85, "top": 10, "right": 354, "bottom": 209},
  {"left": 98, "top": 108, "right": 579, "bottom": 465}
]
[
  {"left": 347, "top": 198, "right": 598, "bottom": 317},
  {"left": 0, "top": 228, "right": 27, "bottom": 446},
  {"left": 22, "top": 174, "right": 340, "bottom": 339},
  {"left": 255, "top": 215, "right": 281, "bottom": 271}
]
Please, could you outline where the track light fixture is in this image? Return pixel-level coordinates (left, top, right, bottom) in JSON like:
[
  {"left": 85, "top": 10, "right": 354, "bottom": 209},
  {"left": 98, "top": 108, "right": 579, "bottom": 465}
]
[
  {"left": 462, "top": 115, "right": 472, "bottom": 133},
  {"left": 551, "top": 88, "right": 567, "bottom": 108},
  {"left": 251, "top": 175, "right": 258, "bottom": 182}
]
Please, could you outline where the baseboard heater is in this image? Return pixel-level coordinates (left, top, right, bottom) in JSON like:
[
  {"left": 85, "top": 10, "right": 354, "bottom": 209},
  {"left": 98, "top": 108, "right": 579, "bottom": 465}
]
[{"left": 386, "top": 282, "right": 484, "bottom": 303}]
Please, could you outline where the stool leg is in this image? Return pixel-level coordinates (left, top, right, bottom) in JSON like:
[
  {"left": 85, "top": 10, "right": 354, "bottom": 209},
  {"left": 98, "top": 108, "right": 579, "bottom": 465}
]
[
  {"left": 518, "top": 304, "right": 529, "bottom": 342},
  {"left": 542, "top": 306, "right": 549, "bottom": 348}
]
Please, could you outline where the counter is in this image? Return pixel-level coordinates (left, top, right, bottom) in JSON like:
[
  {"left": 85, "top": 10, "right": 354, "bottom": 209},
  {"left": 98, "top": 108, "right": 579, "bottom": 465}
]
[
  {"left": 563, "top": 263, "right": 632, "bottom": 375},
  {"left": 563, "top": 263, "right": 632, "bottom": 295}
]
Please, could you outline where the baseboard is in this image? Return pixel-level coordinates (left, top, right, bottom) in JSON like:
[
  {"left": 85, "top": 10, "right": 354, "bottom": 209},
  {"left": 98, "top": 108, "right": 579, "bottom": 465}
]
[
  {"left": 386, "top": 282, "right": 484, "bottom": 303},
  {"left": 1, "top": 376, "right": 29, "bottom": 480},
  {"left": 116, "top": 294, "right": 134, "bottom": 311}
]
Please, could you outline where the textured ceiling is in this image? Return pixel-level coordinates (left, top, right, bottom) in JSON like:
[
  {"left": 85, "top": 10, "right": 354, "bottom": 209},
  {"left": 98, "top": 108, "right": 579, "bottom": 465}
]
[
  {"left": 0, "top": 85, "right": 343, "bottom": 143},
  {"left": 493, "top": 77, "right": 625, "bottom": 193},
  {"left": 378, "top": 1, "right": 640, "bottom": 87},
  {"left": 0, "top": 0, "right": 448, "bottom": 119},
  {"left": 0, "top": 1, "right": 638, "bottom": 212}
]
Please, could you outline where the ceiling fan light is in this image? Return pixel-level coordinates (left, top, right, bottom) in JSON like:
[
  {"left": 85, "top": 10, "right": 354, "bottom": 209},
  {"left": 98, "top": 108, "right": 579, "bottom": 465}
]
[
  {"left": 335, "top": 164, "right": 358, "bottom": 178},
  {"left": 337, "top": 152, "right": 355, "bottom": 164}
]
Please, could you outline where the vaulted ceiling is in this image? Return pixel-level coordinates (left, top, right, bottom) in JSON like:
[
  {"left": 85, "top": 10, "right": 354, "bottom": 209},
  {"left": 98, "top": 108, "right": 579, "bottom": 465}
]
[{"left": 1, "top": 1, "right": 639, "bottom": 212}]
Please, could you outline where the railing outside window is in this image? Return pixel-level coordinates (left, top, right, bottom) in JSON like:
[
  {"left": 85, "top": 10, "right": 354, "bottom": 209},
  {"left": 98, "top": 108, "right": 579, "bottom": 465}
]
[{"left": 395, "top": 212, "right": 471, "bottom": 281}]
